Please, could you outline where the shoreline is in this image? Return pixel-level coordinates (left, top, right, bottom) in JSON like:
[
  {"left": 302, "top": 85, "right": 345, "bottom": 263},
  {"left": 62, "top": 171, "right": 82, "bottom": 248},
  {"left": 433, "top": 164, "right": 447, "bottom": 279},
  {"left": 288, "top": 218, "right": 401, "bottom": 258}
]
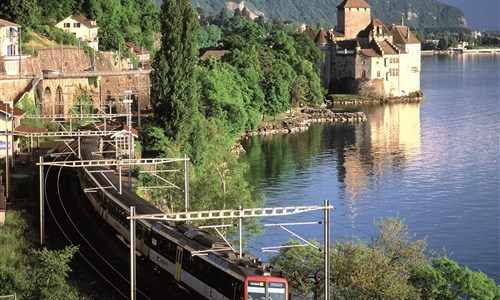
[{"left": 422, "top": 48, "right": 500, "bottom": 55}]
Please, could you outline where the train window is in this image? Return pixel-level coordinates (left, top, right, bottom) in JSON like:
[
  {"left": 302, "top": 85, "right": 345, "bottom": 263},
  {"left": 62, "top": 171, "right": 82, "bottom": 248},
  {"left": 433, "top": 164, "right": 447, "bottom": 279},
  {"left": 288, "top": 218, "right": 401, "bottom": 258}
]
[
  {"left": 136, "top": 225, "right": 143, "bottom": 240},
  {"left": 268, "top": 282, "right": 286, "bottom": 300},
  {"left": 247, "top": 281, "right": 266, "bottom": 300}
]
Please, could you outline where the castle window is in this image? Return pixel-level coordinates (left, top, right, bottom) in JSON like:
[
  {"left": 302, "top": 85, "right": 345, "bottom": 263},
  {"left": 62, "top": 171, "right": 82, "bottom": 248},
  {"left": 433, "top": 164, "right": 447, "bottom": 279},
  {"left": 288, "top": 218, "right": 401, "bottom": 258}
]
[
  {"left": 64, "top": 23, "right": 71, "bottom": 28},
  {"left": 377, "top": 71, "right": 381, "bottom": 77},
  {"left": 390, "top": 68, "right": 399, "bottom": 76},
  {"left": 73, "top": 22, "right": 81, "bottom": 28},
  {"left": 362, "top": 71, "right": 366, "bottom": 78}
]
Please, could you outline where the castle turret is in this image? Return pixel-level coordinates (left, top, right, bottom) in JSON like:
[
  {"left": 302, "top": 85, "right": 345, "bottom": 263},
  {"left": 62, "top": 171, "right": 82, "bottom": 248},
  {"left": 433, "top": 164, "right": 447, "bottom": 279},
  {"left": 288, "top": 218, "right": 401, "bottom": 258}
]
[{"left": 337, "top": 0, "right": 371, "bottom": 39}]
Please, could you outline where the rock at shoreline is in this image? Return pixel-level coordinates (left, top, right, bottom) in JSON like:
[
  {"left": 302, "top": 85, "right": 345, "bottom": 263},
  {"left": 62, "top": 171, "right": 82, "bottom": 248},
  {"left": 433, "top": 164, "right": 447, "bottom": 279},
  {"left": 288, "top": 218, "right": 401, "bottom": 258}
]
[{"left": 245, "top": 107, "right": 367, "bottom": 137}]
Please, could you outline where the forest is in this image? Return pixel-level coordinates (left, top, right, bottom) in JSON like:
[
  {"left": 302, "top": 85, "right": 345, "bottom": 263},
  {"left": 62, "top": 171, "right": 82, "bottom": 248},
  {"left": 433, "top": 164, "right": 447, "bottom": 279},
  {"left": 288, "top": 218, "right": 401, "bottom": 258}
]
[{"left": 158, "top": 0, "right": 467, "bottom": 29}]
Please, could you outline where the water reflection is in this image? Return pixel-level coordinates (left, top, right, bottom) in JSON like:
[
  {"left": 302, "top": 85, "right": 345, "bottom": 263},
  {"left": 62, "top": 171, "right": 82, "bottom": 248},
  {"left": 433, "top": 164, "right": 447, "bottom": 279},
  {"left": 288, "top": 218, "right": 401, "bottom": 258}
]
[{"left": 334, "top": 103, "right": 422, "bottom": 218}]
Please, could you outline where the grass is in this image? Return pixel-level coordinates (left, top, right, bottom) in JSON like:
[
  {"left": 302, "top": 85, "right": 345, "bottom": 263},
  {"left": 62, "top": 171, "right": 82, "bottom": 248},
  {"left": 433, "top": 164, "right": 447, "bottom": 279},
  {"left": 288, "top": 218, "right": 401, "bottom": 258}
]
[{"left": 0, "top": 211, "right": 32, "bottom": 269}]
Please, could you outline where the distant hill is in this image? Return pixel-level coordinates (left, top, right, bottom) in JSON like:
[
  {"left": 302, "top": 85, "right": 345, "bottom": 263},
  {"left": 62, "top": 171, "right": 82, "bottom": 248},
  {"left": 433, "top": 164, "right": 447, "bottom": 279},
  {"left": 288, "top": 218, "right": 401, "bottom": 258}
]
[{"left": 153, "top": 0, "right": 466, "bottom": 29}]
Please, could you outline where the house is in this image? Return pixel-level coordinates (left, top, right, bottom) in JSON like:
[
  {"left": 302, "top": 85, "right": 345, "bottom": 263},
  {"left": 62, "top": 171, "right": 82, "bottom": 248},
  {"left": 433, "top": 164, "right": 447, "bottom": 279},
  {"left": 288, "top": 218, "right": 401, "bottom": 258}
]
[
  {"left": 0, "top": 18, "right": 21, "bottom": 76},
  {"left": 200, "top": 50, "right": 230, "bottom": 61},
  {"left": 308, "top": 0, "right": 421, "bottom": 98},
  {"left": 125, "top": 42, "right": 150, "bottom": 62},
  {"left": 55, "top": 15, "right": 99, "bottom": 51},
  {"left": 0, "top": 101, "right": 25, "bottom": 157}
]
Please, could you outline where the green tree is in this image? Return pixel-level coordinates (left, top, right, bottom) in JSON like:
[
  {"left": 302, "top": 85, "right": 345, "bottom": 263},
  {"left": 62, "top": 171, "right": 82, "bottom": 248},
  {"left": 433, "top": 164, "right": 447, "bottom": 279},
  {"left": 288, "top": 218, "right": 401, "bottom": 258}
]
[
  {"left": 0, "top": 0, "right": 41, "bottom": 29},
  {"left": 410, "top": 257, "right": 500, "bottom": 299},
  {"left": 26, "top": 246, "right": 79, "bottom": 300},
  {"left": 196, "top": 58, "right": 249, "bottom": 141},
  {"left": 262, "top": 60, "right": 295, "bottom": 117},
  {"left": 270, "top": 240, "right": 324, "bottom": 300},
  {"left": 150, "top": 0, "right": 200, "bottom": 142},
  {"left": 222, "top": 46, "right": 265, "bottom": 129}
]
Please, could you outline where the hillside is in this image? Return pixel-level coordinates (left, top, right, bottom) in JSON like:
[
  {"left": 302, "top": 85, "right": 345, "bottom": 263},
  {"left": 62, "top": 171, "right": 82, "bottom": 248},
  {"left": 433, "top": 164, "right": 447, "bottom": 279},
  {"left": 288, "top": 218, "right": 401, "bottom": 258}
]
[{"left": 154, "top": 0, "right": 466, "bottom": 29}]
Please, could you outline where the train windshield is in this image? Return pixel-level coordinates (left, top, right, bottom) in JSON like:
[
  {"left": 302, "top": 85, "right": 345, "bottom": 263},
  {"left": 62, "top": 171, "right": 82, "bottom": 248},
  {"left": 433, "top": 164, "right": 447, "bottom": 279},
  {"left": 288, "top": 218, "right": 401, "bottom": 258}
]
[
  {"left": 268, "top": 282, "right": 286, "bottom": 300},
  {"left": 247, "top": 281, "right": 266, "bottom": 300},
  {"left": 247, "top": 281, "right": 286, "bottom": 300}
]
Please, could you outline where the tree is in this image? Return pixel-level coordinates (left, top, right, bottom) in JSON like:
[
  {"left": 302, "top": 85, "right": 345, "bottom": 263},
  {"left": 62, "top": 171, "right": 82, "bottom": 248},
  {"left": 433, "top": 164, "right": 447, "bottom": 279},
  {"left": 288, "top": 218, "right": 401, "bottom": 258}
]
[
  {"left": 150, "top": 0, "right": 200, "bottom": 142},
  {"left": 25, "top": 246, "right": 79, "bottom": 300},
  {"left": 270, "top": 240, "right": 324, "bottom": 300},
  {"left": 410, "top": 257, "right": 500, "bottom": 299},
  {"left": 196, "top": 58, "right": 249, "bottom": 141},
  {"left": 0, "top": 0, "right": 41, "bottom": 29},
  {"left": 262, "top": 60, "right": 295, "bottom": 117}
]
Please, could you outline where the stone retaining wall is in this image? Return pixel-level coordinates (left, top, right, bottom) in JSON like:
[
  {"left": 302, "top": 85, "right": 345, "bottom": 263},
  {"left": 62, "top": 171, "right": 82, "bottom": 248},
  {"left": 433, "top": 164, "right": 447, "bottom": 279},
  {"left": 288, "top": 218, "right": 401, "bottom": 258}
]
[{"left": 245, "top": 108, "right": 366, "bottom": 137}]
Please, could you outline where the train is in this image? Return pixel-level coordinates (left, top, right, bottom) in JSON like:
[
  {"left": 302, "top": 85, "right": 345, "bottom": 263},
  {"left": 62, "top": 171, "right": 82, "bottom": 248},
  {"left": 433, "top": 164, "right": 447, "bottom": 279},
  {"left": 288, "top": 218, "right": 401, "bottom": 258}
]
[{"left": 75, "top": 137, "right": 289, "bottom": 300}]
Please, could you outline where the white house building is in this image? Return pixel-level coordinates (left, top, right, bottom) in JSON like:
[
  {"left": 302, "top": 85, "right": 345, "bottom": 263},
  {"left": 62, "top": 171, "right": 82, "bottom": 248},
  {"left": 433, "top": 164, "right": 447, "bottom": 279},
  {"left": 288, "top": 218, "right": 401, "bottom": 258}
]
[
  {"left": 0, "top": 18, "right": 21, "bottom": 76},
  {"left": 55, "top": 15, "right": 99, "bottom": 51}
]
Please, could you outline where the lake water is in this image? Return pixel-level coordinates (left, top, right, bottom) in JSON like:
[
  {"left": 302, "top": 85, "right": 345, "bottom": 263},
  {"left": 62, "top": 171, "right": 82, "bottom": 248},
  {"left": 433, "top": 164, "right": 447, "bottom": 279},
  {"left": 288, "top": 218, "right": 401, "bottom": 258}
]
[{"left": 240, "top": 54, "right": 500, "bottom": 283}]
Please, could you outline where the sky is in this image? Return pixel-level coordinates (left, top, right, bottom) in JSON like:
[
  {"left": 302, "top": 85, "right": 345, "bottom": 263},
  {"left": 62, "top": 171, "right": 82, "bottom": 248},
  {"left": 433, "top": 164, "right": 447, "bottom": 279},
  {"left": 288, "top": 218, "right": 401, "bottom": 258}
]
[{"left": 438, "top": 0, "right": 500, "bottom": 30}]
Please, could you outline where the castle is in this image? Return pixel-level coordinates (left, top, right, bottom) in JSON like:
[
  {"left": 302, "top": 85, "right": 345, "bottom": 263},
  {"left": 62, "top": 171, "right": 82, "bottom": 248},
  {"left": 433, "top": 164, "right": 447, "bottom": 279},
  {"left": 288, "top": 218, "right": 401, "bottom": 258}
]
[{"left": 306, "top": 0, "right": 421, "bottom": 98}]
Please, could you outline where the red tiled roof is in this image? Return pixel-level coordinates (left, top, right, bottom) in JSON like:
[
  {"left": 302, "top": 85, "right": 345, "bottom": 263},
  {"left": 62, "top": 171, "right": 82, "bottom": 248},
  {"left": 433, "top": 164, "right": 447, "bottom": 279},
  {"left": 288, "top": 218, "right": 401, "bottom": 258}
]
[
  {"left": 337, "top": 0, "right": 371, "bottom": 9},
  {"left": 315, "top": 28, "right": 328, "bottom": 44},
  {"left": 0, "top": 18, "right": 20, "bottom": 27},
  {"left": 125, "top": 42, "right": 149, "bottom": 54},
  {"left": 391, "top": 26, "right": 420, "bottom": 44},
  {"left": 358, "top": 19, "right": 390, "bottom": 38},
  {"left": 0, "top": 101, "right": 25, "bottom": 117},
  {"left": 378, "top": 40, "right": 399, "bottom": 55},
  {"left": 14, "top": 125, "right": 48, "bottom": 134},
  {"left": 200, "top": 50, "right": 230, "bottom": 61},
  {"left": 70, "top": 15, "right": 99, "bottom": 29},
  {"left": 123, "top": 124, "right": 139, "bottom": 137},
  {"left": 304, "top": 26, "right": 317, "bottom": 40},
  {"left": 360, "top": 48, "right": 381, "bottom": 57}
]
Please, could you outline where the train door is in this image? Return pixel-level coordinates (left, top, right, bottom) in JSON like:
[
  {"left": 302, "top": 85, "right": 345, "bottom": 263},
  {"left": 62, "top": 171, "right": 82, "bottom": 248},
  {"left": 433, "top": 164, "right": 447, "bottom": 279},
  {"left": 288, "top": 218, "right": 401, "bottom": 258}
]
[{"left": 174, "top": 246, "right": 183, "bottom": 282}]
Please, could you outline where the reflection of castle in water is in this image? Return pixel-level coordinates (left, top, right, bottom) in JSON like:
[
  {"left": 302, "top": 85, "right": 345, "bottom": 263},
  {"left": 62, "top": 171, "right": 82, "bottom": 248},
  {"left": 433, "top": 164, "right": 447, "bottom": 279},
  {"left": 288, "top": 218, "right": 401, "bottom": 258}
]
[{"left": 336, "top": 103, "right": 421, "bottom": 216}]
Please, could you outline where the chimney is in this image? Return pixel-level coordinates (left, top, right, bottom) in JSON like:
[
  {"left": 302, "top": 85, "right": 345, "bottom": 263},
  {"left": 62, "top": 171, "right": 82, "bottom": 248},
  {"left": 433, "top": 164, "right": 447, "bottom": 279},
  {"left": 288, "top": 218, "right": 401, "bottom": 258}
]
[{"left": 401, "top": 16, "right": 404, "bottom": 26}]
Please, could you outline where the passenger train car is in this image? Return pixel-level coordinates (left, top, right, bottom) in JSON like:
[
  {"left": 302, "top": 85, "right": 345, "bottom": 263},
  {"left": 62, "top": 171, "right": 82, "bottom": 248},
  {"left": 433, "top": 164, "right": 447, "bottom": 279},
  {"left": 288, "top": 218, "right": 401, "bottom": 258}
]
[{"left": 76, "top": 137, "right": 288, "bottom": 300}]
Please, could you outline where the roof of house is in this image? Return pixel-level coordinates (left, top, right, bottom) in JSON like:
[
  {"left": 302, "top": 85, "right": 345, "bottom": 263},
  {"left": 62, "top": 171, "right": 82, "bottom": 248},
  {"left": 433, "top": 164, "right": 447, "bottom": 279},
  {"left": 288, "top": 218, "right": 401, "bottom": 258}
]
[
  {"left": 304, "top": 26, "right": 317, "bottom": 40},
  {"left": 0, "top": 18, "right": 20, "bottom": 28},
  {"left": 200, "top": 50, "right": 230, "bottom": 61},
  {"left": 378, "top": 40, "right": 399, "bottom": 55},
  {"left": 337, "top": 0, "right": 371, "bottom": 9},
  {"left": 336, "top": 39, "right": 358, "bottom": 50},
  {"left": 125, "top": 42, "right": 149, "bottom": 54},
  {"left": 0, "top": 101, "right": 25, "bottom": 117},
  {"left": 315, "top": 28, "right": 328, "bottom": 44},
  {"left": 358, "top": 19, "right": 391, "bottom": 38},
  {"left": 67, "top": 15, "right": 99, "bottom": 29},
  {"left": 14, "top": 125, "right": 48, "bottom": 134},
  {"left": 123, "top": 124, "right": 138, "bottom": 137},
  {"left": 391, "top": 25, "right": 420, "bottom": 44},
  {"left": 360, "top": 48, "right": 381, "bottom": 58}
]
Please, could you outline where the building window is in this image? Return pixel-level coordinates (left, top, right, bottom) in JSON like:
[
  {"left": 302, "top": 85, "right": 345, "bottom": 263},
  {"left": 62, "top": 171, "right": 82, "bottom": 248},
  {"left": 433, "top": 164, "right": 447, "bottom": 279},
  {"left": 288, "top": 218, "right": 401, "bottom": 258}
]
[
  {"left": 377, "top": 71, "right": 381, "bottom": 78},
  {"left": 64, "top": 23, "right": 71, "bottom": 28},
  {"left": 390, "top": 57, "right": 399, "bottom": 64},
  {"left": 362, "top": 70, "right": 366, "bottom": 78},
  {"left": 390, "top": 68, "right": 399, "bottom": 76},
  {"left": 73, "top": 23, "right": 81, "bottom": 28}
]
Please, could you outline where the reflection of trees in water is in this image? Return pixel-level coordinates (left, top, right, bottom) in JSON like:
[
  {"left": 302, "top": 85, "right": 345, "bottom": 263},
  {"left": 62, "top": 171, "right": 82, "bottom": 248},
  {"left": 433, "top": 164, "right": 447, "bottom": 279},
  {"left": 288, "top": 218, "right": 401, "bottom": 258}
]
[{"left": 240, "top": 124, "right": 323, "bottom": 187}]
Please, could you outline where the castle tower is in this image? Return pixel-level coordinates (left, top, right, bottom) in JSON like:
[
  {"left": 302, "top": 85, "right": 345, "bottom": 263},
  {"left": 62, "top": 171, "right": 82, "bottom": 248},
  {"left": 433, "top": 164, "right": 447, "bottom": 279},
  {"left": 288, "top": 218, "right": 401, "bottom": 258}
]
[{"left": 337, "top": 0, "right": 371, "bottom": 39}]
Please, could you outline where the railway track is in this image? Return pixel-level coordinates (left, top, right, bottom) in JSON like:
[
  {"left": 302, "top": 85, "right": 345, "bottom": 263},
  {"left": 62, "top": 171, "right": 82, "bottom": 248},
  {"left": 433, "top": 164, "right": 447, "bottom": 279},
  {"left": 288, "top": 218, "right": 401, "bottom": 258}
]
[{"left": 43, "top": 140, "right": 201, "bottom": 299}]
